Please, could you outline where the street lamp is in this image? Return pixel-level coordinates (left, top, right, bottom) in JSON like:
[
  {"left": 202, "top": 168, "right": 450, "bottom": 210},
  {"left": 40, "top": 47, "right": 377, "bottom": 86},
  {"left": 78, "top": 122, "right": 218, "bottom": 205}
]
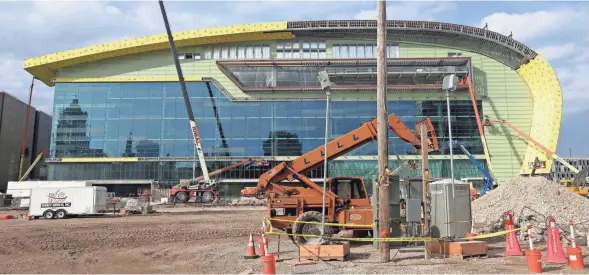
[
  {"left": 442, "top": 74, "right": 457, "bottom": 197},
  {"left": 317, "top": 70, "right": 332, "bottom": 239}
]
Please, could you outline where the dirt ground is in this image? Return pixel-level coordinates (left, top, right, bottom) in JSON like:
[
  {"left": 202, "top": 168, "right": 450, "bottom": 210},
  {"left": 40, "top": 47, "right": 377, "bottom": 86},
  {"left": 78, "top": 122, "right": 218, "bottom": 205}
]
[{"left": 0, "top": 207, "right": 588, "bottom": 274}]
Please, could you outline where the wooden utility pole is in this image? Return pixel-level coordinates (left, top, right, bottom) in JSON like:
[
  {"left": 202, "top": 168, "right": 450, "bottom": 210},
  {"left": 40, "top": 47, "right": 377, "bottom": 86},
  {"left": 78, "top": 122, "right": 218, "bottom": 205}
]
[
  {"left": 420, "top": 124, "right": 430, "bottom": 260},
  {"left": 376, "top": 0, "right": 390, "bottom": 263},
  {"left": 420, "top": 124, "right": 430, "bottom": 234}
]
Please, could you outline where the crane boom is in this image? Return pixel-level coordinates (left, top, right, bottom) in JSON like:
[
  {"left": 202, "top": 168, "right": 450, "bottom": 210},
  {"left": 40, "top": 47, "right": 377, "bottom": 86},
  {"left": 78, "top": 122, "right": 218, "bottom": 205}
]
[
  {"left": 483, "top": 119, "right": 579, "bottom": 174},
  {"left": 455, "top": 140, "right": 494, "bottom": 195},
  {"left": 257, "top": 113, "right": 440, "bottom": 195},
  {"left": 158, "top": 0, "right": 210, "bottom": 181}
]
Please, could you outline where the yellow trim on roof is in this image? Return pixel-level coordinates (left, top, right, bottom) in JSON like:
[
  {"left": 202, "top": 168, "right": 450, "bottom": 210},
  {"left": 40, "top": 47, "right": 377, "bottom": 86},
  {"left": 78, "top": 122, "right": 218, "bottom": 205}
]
[
  {"left": 24, "top": 22, "right": 291, "bottom": 86},
  {"left": 54, "top": 76, "right": 203, "bottom": 83}
]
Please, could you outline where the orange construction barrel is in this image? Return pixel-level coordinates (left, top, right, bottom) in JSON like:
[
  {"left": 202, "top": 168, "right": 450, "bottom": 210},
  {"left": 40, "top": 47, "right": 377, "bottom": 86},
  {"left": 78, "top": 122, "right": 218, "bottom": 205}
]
[
  {"left": 525, "top": 248, "right": 542, "bottom": 273},
  {"left": 0, "top": 214, "right": 14, "bottom": 220},
  {"left": 567, "top": 246, "right": 584, "bottom": 270},
  {"left": 261, "top": 253, "right": 276, "bottom": 274}
]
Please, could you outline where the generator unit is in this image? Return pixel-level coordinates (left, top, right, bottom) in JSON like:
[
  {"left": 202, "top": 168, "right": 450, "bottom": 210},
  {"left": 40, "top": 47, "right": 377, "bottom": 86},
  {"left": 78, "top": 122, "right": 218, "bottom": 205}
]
[{"left": 429, "top": 179, "right": 472, "bottom": 239}]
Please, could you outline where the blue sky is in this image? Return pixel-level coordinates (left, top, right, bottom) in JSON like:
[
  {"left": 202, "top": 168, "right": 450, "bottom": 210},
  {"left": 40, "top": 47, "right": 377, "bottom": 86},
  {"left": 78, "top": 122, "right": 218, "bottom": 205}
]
[{"left": 0, "top": 0, "right": 587, "bottom": 156}]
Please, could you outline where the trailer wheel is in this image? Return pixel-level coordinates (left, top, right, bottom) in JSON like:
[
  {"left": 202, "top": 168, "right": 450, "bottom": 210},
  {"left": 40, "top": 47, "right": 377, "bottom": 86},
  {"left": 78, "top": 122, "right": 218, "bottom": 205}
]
[
  {"left": 55, "top": 209, "right": 67, "bottom": 219},
  {"left": 293, "top": 211, "right": 325, "bottom": 245},
  {"left": 43, "top": 210, "right": 55, "bottom": 220},
  {"left": 175, "top": 192, "right": 188, "bottom": 203},
  {"left": 202, "top": 191, "right": 215, "bottom": 203}
]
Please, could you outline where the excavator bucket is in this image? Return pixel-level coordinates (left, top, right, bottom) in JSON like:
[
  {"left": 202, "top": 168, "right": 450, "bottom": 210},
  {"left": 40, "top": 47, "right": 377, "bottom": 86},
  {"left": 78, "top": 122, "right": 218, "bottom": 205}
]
[{"left": 415, "top": 118, "right": 440, "bottom": 153}]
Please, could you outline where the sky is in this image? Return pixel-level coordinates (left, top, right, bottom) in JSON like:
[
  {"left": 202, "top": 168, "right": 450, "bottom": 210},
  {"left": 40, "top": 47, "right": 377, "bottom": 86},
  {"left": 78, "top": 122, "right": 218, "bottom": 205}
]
[{"left": 0, "top": 0, "right": 587, "bottom": 156}]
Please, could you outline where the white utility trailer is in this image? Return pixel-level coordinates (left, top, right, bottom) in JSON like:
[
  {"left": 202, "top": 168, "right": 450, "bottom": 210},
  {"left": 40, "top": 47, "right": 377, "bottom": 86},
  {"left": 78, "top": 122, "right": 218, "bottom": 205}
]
[
  {"left": 28, "top": 186, "right": 108, "bottom": 219},
  {"left": 6, "top": 181, "right": 92, "bottom": 208}
]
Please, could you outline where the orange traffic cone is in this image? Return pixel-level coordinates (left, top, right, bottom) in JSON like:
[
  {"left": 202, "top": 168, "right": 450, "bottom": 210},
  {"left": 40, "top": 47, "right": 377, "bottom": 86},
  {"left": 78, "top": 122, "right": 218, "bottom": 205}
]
[
  {"left": 504, "top": 212, "right": 523, "bottom": 256},
  {"left": 258, "top": 234, "right": 270, "bottom": 257},
  {"left": 545, "top": 217, "right": 568, "bottom": 264},
  {"left": 244, "top": 232, "right": 259, "bottom": 259}
]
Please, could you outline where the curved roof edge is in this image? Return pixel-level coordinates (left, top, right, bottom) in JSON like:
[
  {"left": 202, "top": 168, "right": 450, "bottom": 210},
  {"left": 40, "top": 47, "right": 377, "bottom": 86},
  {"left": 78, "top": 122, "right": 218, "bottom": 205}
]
[
  {"left": 24, "top": 20, "right": 538, "bottom": 86},
  {"left": 24, "top": 21, "right": 290, "bottom": 86}
]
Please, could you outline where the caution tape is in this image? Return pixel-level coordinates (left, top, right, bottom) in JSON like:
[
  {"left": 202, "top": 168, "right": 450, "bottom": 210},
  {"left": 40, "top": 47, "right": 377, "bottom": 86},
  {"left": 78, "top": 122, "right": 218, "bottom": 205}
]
[
  {"left": 267, "top": 230, "right": 440, "bottom": 242},
  {"left": 458, "top": 227, "right": 525, "bottom": 240},
  {"left": 268, "top": 217, "right": 375, "bottom": 228},
  {"left": 264, "top": 217, "right": 525, "bottom": 242}
]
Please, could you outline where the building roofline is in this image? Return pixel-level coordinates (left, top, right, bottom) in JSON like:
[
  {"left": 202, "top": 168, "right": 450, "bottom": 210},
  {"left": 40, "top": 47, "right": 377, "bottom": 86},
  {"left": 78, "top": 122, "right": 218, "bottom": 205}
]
[{"left": 24, "top": 20, "right": 538, "bottom": 87}]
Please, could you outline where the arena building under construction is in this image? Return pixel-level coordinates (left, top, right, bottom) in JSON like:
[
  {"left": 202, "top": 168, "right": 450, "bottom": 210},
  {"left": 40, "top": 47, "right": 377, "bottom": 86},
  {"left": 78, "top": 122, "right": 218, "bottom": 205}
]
[{"left": 23, "top": 20, "right": 562, "bottom": 189}]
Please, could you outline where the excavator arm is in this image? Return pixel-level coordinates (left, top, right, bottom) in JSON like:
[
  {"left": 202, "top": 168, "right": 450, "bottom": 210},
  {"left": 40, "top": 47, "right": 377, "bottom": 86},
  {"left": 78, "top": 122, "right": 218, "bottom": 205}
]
[{"left": 257, "top": 113, "right": 439, "bottom": 195}]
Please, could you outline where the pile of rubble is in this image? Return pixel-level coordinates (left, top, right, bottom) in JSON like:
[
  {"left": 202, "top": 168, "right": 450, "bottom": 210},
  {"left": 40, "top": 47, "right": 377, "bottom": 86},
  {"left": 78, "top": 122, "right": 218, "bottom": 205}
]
[
  {"left": 472, "top": 176, "right": 589, "bottom": 243},
  {"left": 231, "top": 197, "right": 267, "bottom": 206}
]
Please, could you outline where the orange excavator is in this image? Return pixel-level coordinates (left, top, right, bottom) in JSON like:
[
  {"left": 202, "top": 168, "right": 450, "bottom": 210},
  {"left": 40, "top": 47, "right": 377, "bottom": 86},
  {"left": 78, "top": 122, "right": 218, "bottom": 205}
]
[{"left": 256, "top": 113, "right": 439, "bottom": 244}]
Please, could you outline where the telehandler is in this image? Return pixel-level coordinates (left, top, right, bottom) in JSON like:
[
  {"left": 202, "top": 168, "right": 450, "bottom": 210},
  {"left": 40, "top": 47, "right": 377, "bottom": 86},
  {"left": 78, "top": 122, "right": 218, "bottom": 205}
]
[{"left": 256, "top": 113, "right": 440, "bottom": 244}]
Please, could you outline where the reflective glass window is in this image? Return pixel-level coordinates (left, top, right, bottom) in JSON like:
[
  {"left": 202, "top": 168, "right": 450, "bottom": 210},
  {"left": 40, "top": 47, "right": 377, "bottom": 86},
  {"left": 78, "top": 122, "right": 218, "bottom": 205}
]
[{"left": 51, "top": 82, "right": 483, "bottom": 162}]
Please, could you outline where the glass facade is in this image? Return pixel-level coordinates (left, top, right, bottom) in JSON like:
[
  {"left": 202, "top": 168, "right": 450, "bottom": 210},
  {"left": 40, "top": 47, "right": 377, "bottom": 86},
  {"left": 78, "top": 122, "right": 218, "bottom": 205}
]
[
  {"left": 49, "top": 82, "right": 484, "bottom": 184},
  {"left": 217, "top": 59, "right": 472, "bottom": 93}
]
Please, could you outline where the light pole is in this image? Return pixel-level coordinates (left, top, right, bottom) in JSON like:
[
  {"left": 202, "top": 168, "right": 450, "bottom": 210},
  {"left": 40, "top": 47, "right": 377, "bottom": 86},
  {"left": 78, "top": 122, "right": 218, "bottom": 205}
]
[
  {"left": 442, "top": 74, "right": 457, "bottom": 196},
  {"left": 317, "top": 70, "right": 332, "bottom": 239}
]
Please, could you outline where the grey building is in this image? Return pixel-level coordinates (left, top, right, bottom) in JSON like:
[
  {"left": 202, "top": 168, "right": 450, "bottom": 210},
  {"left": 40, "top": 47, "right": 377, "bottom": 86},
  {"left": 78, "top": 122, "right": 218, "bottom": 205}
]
[
  {"left": 0, "top": 91, "right": 52, "bottom": 192},
  {"left": 549, "top": 158, "right": 589, "bottom": 182}
]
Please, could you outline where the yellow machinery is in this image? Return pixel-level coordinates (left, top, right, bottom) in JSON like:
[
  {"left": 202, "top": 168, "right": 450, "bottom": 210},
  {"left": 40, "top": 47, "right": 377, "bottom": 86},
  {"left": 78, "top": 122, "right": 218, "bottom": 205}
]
[{"left": 560, "top": 177, "right": 589, "bottom": 197}]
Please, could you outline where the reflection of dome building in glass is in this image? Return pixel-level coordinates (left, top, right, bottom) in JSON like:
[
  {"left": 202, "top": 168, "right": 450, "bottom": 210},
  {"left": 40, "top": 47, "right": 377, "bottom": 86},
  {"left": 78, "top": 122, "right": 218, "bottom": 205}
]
[
  {"left": 54, "top": 98, "right": 106, "bottom": 158},
  {"left": 25, "top": 20, "right": 562, "bottom": 186}
]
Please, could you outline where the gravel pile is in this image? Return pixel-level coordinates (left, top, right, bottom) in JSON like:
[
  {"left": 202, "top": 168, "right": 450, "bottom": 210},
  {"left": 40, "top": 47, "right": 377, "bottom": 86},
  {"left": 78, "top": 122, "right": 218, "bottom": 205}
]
[{"left": 472, "top": 176, "right": 589, "bottom": 242}]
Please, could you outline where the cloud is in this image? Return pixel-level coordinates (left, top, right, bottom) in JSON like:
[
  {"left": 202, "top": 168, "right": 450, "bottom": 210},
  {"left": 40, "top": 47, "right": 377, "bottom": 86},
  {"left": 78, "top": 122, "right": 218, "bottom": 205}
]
[
  {"left": 0, "top": 1, "right": 222, "bottom": 114},
  {"left": 554, "top": 62, "right": 589, "bottom": 114},
  {"left": 480, "top": 9, "right": 586, "bottom": 42},
  {"left": 0, "top": 0, "right": 372, "bottom": 115},
  {"left": 537, "top": 43, "right": 576, "bottom": 61},
  {"left": 0, "top": 54, "right": 54, "bottom": 114},
  {"left": 354, "top": 1, "right": 456, "bottom": 21}
]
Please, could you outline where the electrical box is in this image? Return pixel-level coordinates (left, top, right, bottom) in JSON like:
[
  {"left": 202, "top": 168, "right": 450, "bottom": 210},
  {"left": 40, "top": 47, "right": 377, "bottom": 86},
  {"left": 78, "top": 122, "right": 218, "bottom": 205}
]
[
  {"left": 371, "top": 175, "right": 402, "bottom": 248},
  {"left": 405, "top": 199, "right": 422, "bottom": 222},
  {"left": 402, "top": 178, "right": 424, "bottom": 200},
  {"left": 387, "top": 175, "right": 402, "bottom": 237},
  {"left": 429, "top": 179, "right": 472, "bottom": 239}
]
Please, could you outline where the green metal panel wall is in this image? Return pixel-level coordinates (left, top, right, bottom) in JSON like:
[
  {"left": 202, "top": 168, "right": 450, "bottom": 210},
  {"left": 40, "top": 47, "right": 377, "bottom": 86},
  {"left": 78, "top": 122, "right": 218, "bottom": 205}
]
[
  {"left": 397, "top": 43, "right": 532, "bottom": 182},
  {"left": 56, "top": 40, "right": 533, "bottom": 182}
]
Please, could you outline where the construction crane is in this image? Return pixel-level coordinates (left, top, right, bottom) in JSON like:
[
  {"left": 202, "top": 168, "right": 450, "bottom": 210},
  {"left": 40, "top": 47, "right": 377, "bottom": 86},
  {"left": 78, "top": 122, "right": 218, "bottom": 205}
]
[
  {"left": 483, "top": 119, "right": 589, "bottom": 191},
  {"left": 158, "top": 0, "right": 267, "bottom": 203},
  {"left": 454, "top": 140, "right": 494, "bottom": 198},
  {"left": 171, "top": 158, "right": 267, "bottom": 202},
  {"left": 257, "top": 113, "right": 440, "bottom": 244},
  {"left": 159, "top": 0, "right": 209, "bottom": 181}
]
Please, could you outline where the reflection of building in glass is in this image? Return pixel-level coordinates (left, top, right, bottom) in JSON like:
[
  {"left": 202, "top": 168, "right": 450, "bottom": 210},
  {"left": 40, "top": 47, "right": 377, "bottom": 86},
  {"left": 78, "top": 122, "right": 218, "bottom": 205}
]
[
  {"left": 54, "top": 98, "right": 105, "bottom": 158},
  {"left": 263, "top": 131, "right": 302, "bottom": 156},
  {"left": 122, "top": 132, "right": 136, "bottom": 157},
  {"left": 25, "top": 20, "right": 562, "bottom": 187},
  {"left": 135, "top": 140, "right": 161, "bottom": 158}
]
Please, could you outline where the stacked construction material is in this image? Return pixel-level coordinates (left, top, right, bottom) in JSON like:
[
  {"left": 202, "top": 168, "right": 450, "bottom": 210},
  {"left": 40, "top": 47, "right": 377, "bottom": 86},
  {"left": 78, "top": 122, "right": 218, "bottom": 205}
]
[{"left": 471, "top": 176, "right": 589, "bottom": 243}]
